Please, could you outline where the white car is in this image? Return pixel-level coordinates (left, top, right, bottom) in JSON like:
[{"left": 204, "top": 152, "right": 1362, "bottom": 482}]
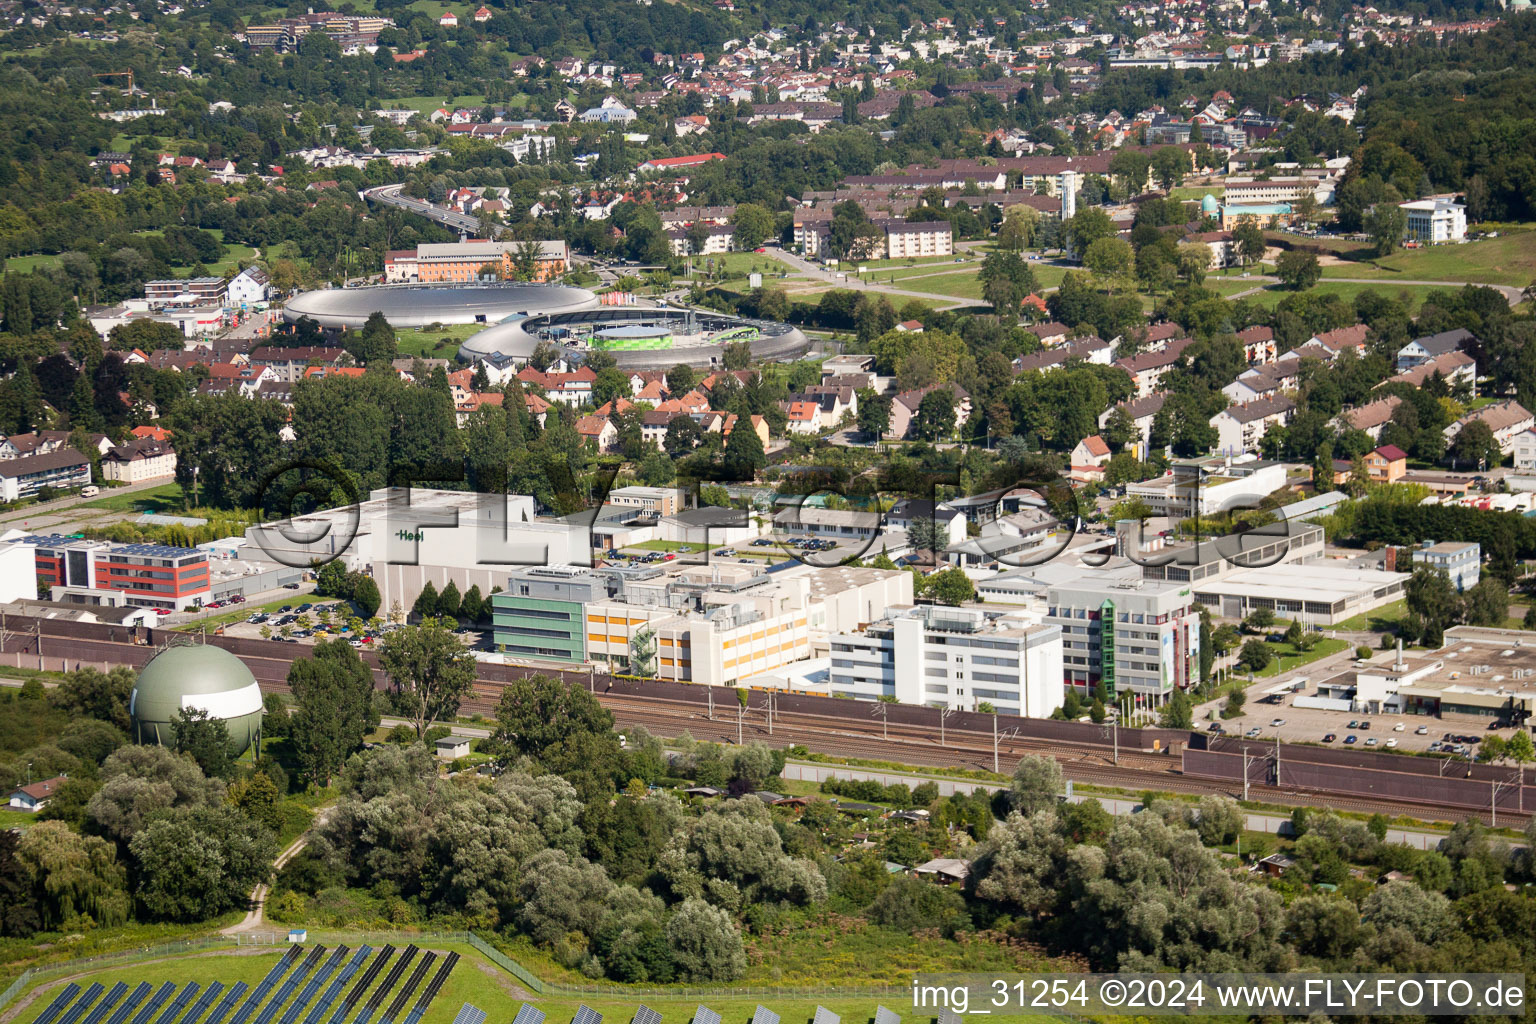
[
  {"left": 1415, "top": 725, "right": 1429, "bottom": 735},
  {"left": 1393, "top": 723, "right": 1405, "bottom": 732},
  {"left": 1385, "top": 738, "right": 1398, "bottom": 748}
]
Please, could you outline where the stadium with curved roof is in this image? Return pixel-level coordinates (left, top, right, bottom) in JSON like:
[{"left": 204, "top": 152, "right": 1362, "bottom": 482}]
[
  {"left": 282, "top": 282, "right": 598, "bottom": 329},
  {"left": 459, "top": 305, "right": 812, "bottom": 369},
  {"left": 130, "top": 644, "right": 264, "bottom": 755}
]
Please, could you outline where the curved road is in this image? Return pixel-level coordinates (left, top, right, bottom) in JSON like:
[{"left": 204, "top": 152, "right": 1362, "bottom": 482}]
[{"left": 363, "top": 183, "right": 481, "bottom": 235}]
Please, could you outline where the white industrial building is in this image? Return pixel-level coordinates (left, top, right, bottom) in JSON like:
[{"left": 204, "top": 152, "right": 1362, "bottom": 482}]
[
  {"left": 1398, "top": 199, "right": 1467, "bottom": 244},
  {"left": 825, "top": 604, "right": 1064, "bottom": 718}
]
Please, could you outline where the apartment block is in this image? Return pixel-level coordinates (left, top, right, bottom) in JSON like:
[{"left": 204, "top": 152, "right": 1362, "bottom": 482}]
[{"left": 826, "top": 604, "right": 1064, "bottom": 717}]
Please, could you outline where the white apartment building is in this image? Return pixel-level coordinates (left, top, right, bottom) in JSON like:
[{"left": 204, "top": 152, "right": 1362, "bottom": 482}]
[
  {"left": 1126, "top": 459, "right": 1288, "bottom": 520},
  {"left": 1399, "top": 199, "right": 1467, "bottom": 244},
  {"left": 826, "top": 604, "right": 1064, "bottom": 718},
  {"left": 881, "top": 221, "right": 954, "bottom": 259}
]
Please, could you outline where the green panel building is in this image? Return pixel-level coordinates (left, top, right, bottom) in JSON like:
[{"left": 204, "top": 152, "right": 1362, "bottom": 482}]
[{"left": 492, "top": 566, "right": 601, "bottom": 662}]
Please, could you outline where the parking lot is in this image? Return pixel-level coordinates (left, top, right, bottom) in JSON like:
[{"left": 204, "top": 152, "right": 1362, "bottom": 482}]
[{"left": 1201, "top": 680, "right": 1509, "bottom": 758}]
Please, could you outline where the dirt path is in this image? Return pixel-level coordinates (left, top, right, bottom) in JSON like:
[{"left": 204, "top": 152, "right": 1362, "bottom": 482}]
[{"left": 222, "top": 807, "right": 333, "bottom": 936}]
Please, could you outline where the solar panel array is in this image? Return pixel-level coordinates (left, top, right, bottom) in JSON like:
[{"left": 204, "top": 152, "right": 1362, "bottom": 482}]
[
  {"left": 749, "top": 1007, "right": 778, "bottom": 1024},
  {"left": 873, "top": 1007, "right": 902, "bottom": 1024},
  {"left": 398, "top": 951, "right": 457, "bottom": 1024},
  {"left": 204, "top": 980, "right": 249, "bottom": 1024},
  {"left": 106, "top": 983, "right": 153, "bottom": 1024},
  {"left": 630, "top": 1006, "right": 660, "bottom": 1024},
  {"left": 689, "top": 1008, "right": 719, "bottom": 1024},
  {"left": 936, "top": 1011, "right": 963, "bottom": 1024},
  {"left": 252, "top": 945, "right": 326, "bottom": 1024},
  {"left": 32, "top": 983, "right": 81, "bottom": 1024},
  {"left": 354, "top": 945, "right": 417, "bottom": 1024},
  {"left": 378, "top": 951, "right": 435, "bottom": 1024},
  {"left": 129, "top": 983, "right": 178, "bottom": 1024},
  {"left": 275, "top": 947, "right": 347, "bottom": 1024},
  {"left": 56, "top": 982, "right": 104, "bottom": 1024},
  {"left": 510, "top": 1005, "right": 545, "bottom": 1024},
  {"left": 571, "top": 1006, "right": 602, "bottom": 1024},
  {"left": 80, "top": 982, "right": 129, "bottom": 1024},
  {"left": 448, "top": 1006, "right": 485, "bottom": 1024},
  {"left": 811, "top": 1008, "right": 838, "bottom": 1024},
  {"left": 306, "top": 947, "right": 372, "bottom": 1024},
  {"left": 229, "top": 947, "right": 303, "bottom": 1024},
  {"left": 333, "top": 946, "right": 393, "bottom": 1024},
  {"left": 180, "top": 984, "right": 224, "bottom": 1024}
]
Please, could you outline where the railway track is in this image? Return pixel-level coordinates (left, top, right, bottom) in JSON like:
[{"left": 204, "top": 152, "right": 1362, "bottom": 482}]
[{"left": 9, "top": 621, "right": 1527, "bottom": 827}]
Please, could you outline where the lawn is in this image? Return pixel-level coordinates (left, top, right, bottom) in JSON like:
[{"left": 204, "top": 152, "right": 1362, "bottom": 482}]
[
  {"left": 626, "top": 540, "right": 705, "bottom": 553},
  {"left": 1239, "top": 281, "right": 1444, "bottom": 312},
  {"left": 83, "top": 482, "right": 187, "bottom": 514},
  {"left": 1317, "top": 230, "right": 1536, "bottom": 287},
  {"left": 2, "top": 942, "right": 1067, "bottom": 1024},
  {"left": 4, "top": 253, "right": 63, "bottom": 274},
  {"left": 396, "top": 322, "right": 486, "bottom": 359},
  {"left": 1254, "top": 636, "right": 1351, "bottom": 677},
  {"left": 889, "top": 270, "right": 986, "bottom": 300},
  {"left": 1334, "top": 599, "right": 1408, "bottom": 634},
  {"left": 0, "top": 808, "right": 37, "bottom": 830}
]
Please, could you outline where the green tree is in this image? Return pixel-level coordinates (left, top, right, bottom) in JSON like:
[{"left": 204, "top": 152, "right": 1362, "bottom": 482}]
[
  {"left": 1451, "top": 420, "right": 1501, "bottom": 470},
  {"left": 1276, "top": 250, "right": 1321, "bottom": 291},
  {"left": 730, "top": 203, "right": 775, "bottom": 251},
  {"left": 1366, "top": 202, "right": 1409, "bottom": 256},
  {"left": 14, "top": 821, "right": 129, "bottom": 930},
  {"left": 1008, "top": 755, "right": 1062, "bottom": 814},
  {"left": 130, "top": 804, "right": 275, "bottom": 922},
  {"left": 170, "top": 706, "right": 234, "bottom": 780},
  {"left": 1237, "top": 639, "right": 1273, "bottom": 672},
  {"left": 288, "top": 639, "right": 380, "bottom": 786},
  {"left": 437, "top": 579, "right": 463, "bottom": 620},
  {"left": 1083, "top": 237, "right": 1134, "bottom": 293},
  {"left": 412, "top": 580, "right": 439, "bottom": 621},
  {"left": 353, "top": 576, "right": 381, "bottom": 619},
  {"left": 1159, "top": 689, "right": 1194, "bottom": 729},
  {"left": 346, "top": 311, "right": 398, "bottom": 365},
  {"left": 1232, "top": 219, "right": 1266, "bottom": 267},
  {"left": 666, "top": 897, "right": 747, "bottom": 981},
  {"left": 925, "top": 567, "right": 974, "bottom": 607},
  {"left": 912, "top": 388, "right": 957, "bottom": 441},
  {"left": 857, "top": 391, "right": 891, "bottom": 438},
  {"left": 722, "top": 413, "right": 766, "bottom": 480},
  {"left": 379, "top": 620, "right": 478, "bottom": 739}
]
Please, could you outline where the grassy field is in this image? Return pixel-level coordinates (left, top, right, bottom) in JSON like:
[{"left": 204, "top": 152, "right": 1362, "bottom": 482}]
[
  {"left": 4, "top": 253, "right": 64, "bottom": 274},
  {"left": 1236, "top": 281, "right": 1445, "bottom": 312},
  {"left": 83, "top": 482, "right": 186, "bottom": 514},
  {"left": 396, "top": 322, "right": 487, "bottom": 359},
  {"left": 1333, "top": 598, "right": 1408, "bottom": 634},
  {"left": 1, "top": 943, "right": 1063, "bottom": 1024},
  {"left": 1317, "top": 231, "right": 1536, "bottom": 287},
  {"left": 0, "top": 808, "right": 37, "bottom": 830},
  {"left": 1254, "top": 636, "right": 1351, "bottom": 678}
]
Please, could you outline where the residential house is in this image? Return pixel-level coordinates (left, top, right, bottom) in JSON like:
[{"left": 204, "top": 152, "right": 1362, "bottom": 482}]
[
  {"left": 1444, "top": 400, "right": 1534, "bottom": 456},
  {"left": 1099, "top": 392, "right": 1166, "bottom": 454},
  {"left": 1069, "top": 434, "right": 1113, "bottom": 481},
  {"left": 1115, "top": 337, "right": 1192, "bottom": 398},
  {"left": 226, "top": 266, "right": 272, "bottom": 306},
  {"left": 1412, "top": 540, "right": 1480, "bottom": 591},
  {"left": 8, "top": 775, "right": 67, "bottom": 812},
  {"left": 1281, "top": 324, "right": 1369, "bottom": 363},
  {"left": 1235, "top": 324, "right": 1276, "bottom": 364},
  {"left": 517, "top": 366, "right": 596, "bottom": 406},
  {"left": 889, "top": 383, "right": 972, "bottom": 440},
  {"left": 1337, "top": 395, "right": 1403, "bottom": 442},
  {"left": 783, "top": 400, "right": 823, "bottom": 435},
  {"left": 1223, "top": 359, "right": 1300, "bottom": 404},
  {"left": 1210, "top": 395, "right": 1295, "bottom": 455},
  {"left": 1385, "top": 350, "right": 1475, "bottom": 391},
  {"left": 575, "top": 415, "right": 618, "bottom": 451},
  {"left": 1364, "top": 444, "right": 1408, "bottom": 483},
  {"left": 1396, "top": 329, "right": 1475, "bottom": 373},
  {"left": 101, "top": 438, "right": 176, "bottom": 483}
]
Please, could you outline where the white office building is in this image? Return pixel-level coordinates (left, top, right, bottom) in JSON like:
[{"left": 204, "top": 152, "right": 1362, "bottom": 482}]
[
  {"left": 1399, "top": 199, "right": 1467, "bottom": 244},
  {"left": 1047, "top": 575, "right": 1203, "bottom": 705},
  {"left": 826, "top": 604, "right": 1064, "bottom": 718}
]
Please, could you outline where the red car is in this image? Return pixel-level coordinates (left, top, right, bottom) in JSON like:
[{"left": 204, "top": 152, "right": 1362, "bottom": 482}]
[{"left": 153, "top": 608, "right": 172, "bottom": 616}]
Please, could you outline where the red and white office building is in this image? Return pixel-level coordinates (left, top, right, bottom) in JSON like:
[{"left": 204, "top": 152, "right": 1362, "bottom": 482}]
[{"left": 16, "top": 535, "right": 212, "bottom": 612}]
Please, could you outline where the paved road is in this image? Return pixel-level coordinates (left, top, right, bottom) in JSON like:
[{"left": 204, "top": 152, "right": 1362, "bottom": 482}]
[
  {"left": 363, "top": 183, "right": 480, "bottom": 235},
  {"left": 0, "top": 476, "right": 183, "bottom": 531},
  {"left": 770, "top": 248, "right": 979, "bottom": 309}
]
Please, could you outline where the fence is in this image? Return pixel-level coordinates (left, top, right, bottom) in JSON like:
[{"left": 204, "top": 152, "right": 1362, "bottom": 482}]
[
  {"left": 0, "top": 971, "right": 33, "bottom": 1014},
  {"left": 0, "top": 938, "right": 230, "bottom": 1016},
  {"left": 462, "top": 937, "right": 543, "bottom": 995}
]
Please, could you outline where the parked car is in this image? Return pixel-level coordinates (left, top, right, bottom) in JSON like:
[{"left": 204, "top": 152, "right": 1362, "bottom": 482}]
[
  {"left": 1348, "top": 720, "right": 1360, "bottom": 729},
  {"left": 1365, "top": 737, "right": 1379, "bottom": 746},
  {"left": 1358, "top": 721, "right": 1370, "bottom": 730},
  {"left": 1344, "top": 735, "right": 1358, "bottom": 744},
  {"left": 1245, "top": 727, "right": 1262, "bottom": 738},
  {"left": 1416, "top": 725, "right": 1429, "bottom": 735},
  {"left": 1207, "top": 722, "right": 1223, "bottom": 731},
  {"left": 1270, "top": 718, "right": 1286, "bottom": 727},
  {"left": 153, "top": 608, "right": 172, "bottom": 616},
  {"left": 1323, "top": 733, "right": 1337, "bottom": 742},
  {"left": 1393, "top": 723, "right": 1405, "bottom": 732},
  {"left": 1385, "top": 738, "right": 1398, "bottom": 748}
]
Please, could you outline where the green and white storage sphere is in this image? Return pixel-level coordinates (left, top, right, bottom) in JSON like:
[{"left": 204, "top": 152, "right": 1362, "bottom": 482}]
[{"left": 130, "top": 645, "right": 264, "bottom": 755}]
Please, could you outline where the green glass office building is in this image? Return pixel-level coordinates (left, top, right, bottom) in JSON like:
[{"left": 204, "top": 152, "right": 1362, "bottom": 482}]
[{"left": 492, "top": 566, "right": 600, "bottom": 662}]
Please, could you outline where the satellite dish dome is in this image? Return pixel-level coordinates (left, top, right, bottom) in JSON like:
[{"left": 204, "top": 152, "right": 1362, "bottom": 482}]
[{"left": 130, "top": 645, "right": 264, "bottom": 755}]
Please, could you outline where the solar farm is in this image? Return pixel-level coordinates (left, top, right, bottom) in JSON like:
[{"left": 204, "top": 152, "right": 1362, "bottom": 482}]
[{"left": 7, "top": 944, "right": 953, "bottom": 1024}]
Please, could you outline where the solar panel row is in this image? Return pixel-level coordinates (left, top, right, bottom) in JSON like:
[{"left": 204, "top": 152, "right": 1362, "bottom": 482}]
[
  {"left": 32, "top": 982, "right": 81, "bottom": 1024},
  {"left": 181, "top": 983, "right": 225, "bottom": 1024},
  {"left": 334, "top": 946, "right": 394, "bottom": 1024},
  {"left": 811, "top": 1007, "right": 839, "bottom": 1024},
  {"left": 128, "top": 982, "right": 178, "bottom": 1024},
  {"left": 277, "top": 947, "right": 348, "bottom": 1024},
  {"left": 448, "top": 1006, "right": 486, "bottom": 1024},
  {"left": 205, "top": 979, "right": 250, "bottom": 1024},
  {"left": 56, "top": 982, "right": 105, "bottom": 1024},
  {"left": 689, "top": 1007, "right": 720, "bottom": 1024},
  {"left": 873, "top": 1006, "right": 902, "bottom": 1024},
  {"left": 748, "top": 1006, "right": 778, "bottom": 1024},
  {"left": 356, "top": 944, "right": 418, "bottom": 1024},
  {"left": 251, "top": 946, "right": 327, "bottom": 1024},
  {"left": 379, "top": 951, "right": 436, "bottom": 1024},
  {"left": 510, "top": 1004, "right": 545, "bottom": 1024},
  {"left": 229, "top": 947, "right": 303, "bottom": 1024},
  {"left": 80, "top": 982, "right": 129, "bottom": 1024},
  {"left": 630, "top": 1005, "right": 661, "bottom": 1024},
  {"left": 306, "top": 946, "right": 372, "bottom": 1024},
  {"left": 571, "top": 1005, "right": 602, "bottom": 1024},
  {"left": 105, "top": 983, "right": 153, "bottom": 1024}
]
